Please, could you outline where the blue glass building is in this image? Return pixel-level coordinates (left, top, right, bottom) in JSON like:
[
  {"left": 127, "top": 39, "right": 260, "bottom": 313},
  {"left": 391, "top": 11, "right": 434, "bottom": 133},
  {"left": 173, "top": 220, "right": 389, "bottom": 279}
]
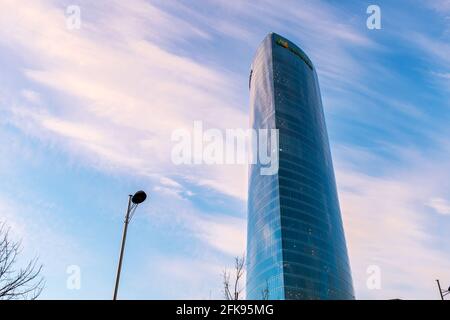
[{"left": 246, "top": 33, "right": 354, "bottom": 300}]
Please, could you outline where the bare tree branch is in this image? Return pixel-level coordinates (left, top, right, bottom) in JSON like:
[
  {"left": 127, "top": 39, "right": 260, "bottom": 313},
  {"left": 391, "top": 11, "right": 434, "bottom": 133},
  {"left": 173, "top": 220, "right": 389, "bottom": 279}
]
[
  {"left": 0, "top": 222, "right": 44, "bottom": 300},
  {"left": 222, "top": 254, "right": 245, "bottom": 300}
]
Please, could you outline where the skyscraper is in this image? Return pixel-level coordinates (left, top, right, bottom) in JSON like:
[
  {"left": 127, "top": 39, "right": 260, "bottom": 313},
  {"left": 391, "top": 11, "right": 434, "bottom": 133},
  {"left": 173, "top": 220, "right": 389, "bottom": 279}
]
[{"left": 246, "top": 33, "right": 354, "bottom": 300}]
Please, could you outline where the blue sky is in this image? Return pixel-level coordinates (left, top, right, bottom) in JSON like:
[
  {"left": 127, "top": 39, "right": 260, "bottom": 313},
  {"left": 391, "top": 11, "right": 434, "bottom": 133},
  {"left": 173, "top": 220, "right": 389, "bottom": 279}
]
[{"left": 0, "top": 0, "right": 449, "bottom": 300}]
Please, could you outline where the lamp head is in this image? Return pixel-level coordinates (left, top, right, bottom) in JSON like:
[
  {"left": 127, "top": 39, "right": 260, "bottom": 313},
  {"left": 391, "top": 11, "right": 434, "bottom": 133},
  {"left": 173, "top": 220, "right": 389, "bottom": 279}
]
[{"left": 131, "top": 190, "right": 147, "bottom": 204}]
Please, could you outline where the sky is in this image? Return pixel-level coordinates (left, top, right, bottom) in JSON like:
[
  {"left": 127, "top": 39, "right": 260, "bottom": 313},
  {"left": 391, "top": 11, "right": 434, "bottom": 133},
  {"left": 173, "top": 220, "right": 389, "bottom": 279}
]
[{"left": 0, "top": 0, "right": 449, "bottom": 300}]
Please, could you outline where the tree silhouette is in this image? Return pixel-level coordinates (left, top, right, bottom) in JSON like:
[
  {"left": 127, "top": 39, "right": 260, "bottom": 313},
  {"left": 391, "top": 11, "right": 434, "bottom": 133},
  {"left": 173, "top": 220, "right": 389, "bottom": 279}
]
[
  {"left": 0, "top": 222, "right": 44, "bottom": 300},
  {"left": 222, "top": 254, "right": 245, "bottom": 300}
]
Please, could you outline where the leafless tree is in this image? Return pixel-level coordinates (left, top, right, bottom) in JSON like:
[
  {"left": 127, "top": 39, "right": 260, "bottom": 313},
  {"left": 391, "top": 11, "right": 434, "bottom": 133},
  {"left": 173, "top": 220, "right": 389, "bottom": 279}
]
[
  {"left": 0, "top": 222, "right": 44, "bottom": 300},
  {"left": 222, "top": 254, "right": 245, "bottom": 300}
]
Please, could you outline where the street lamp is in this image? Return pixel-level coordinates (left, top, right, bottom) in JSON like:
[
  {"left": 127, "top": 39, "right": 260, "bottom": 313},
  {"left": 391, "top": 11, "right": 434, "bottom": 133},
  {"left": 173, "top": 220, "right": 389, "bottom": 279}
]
[
  {"left": 436, "top": 279, "right": 450, "bottom": 300},
  {"left": 113, "top": 190, "right": 147, "bottom": 300}
]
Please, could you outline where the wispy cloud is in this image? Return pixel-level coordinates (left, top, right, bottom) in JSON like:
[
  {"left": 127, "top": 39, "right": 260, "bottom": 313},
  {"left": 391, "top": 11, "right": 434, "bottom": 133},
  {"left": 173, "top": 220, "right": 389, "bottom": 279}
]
[
  {"left": 335, "top": 141, "right": 450, "bottom": 299},
  {"left": 0, "top": 0, "right": 247, "bottom": 197},
  {"left": 426, "top": 198, "right": 450, "bottom": 216},
  {"left": 146, "top": 188, "right": 246, "bottom": 257},
  {"left": 338, "top": 170, "right": 450, "bottom": 299}
]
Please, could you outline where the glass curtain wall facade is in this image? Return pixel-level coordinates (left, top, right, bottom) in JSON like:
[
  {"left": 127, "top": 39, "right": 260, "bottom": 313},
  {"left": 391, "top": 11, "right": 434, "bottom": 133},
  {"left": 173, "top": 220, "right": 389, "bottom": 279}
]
[{"left": 246, "top": 33, "right": 354, "bottom": 300}]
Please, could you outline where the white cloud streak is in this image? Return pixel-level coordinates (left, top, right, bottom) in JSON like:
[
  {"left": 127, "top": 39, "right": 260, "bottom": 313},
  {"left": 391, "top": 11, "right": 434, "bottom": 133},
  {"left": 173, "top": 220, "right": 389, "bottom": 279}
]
[
  {"left": 426, "top": 198, "right": 450, "bottom": 216},
  {"left": 336, "top": 145, "right": 450, "bottom": 299}
]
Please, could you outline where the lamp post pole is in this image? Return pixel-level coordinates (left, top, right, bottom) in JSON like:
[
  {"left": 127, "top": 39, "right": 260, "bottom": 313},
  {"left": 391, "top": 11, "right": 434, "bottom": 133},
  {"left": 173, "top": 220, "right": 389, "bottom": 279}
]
[
  {"left": 436, "top": 279, "right": 450, "bottom": 301},
  {"left": 437, "top": 279, "right": 444, "bottom": 301},
  {"left": 113, "top": 195, "right": 132, "bottom": 300}
]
